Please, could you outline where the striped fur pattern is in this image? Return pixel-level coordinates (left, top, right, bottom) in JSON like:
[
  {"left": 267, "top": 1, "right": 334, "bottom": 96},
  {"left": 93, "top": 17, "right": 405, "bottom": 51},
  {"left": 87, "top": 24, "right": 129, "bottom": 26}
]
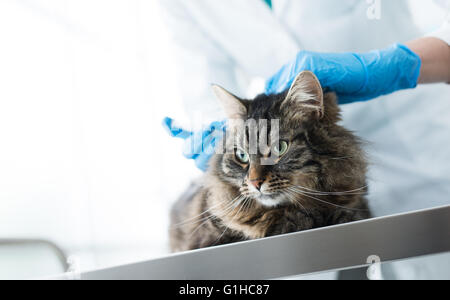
[{"left": 170, "top": 72, "right": 371, "bottom": 252}]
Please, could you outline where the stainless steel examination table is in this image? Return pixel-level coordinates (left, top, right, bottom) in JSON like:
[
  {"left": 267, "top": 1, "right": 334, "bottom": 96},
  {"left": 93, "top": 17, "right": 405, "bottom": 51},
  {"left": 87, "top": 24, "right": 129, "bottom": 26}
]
[{"left": 53, "top": 205, "right": 450, "bottom": 280}]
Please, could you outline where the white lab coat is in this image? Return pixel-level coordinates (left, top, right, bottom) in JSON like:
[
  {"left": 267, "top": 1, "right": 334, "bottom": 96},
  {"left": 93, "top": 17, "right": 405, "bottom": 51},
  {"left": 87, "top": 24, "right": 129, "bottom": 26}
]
[
  {"left": 159, "top": 0, "right": 426, "bottom": 121},
  {"left": 159, "top": 0, "right": 450, "bottom": 279}
]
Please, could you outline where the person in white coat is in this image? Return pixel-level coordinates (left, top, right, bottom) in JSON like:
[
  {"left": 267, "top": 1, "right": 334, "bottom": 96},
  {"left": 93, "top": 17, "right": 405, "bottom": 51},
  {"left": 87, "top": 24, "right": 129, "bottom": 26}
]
[
  {"left": 160, "top": 0, "right": 450, "bottom": 279},
  {"left": 159, "top": 0, "right": 448, "bottom": 120}
]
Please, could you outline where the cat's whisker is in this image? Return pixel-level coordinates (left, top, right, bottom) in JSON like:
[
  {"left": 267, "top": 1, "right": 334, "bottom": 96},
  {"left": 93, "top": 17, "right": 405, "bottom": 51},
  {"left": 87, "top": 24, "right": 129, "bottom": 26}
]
[
  {"left": 178, "top": 193, "right": 246, "bottom": 231},
  {"left": 213, "top": 196, "right": 250, "bottom": 246},
  {"left": 292, "top": 189, "right": 367, "bottom": 197},
  {"left": 172, "top": 193, "right": 245, "bottom": 227},
  {"left": 171, "top": 203, "right": 225, "bottom": 228},
  {"left": 270, "top": 180, "right": 290, "bottom": 185},
  {"left": 172, "top": 207, "right": 222, "bottom": 229},
  {"left": 294, "top": 185, "right": 368, "bottom": 196},
  {"left": 242, "top": 196, "right": 253, "bottom": 212},
  {"left": 213, "top": 194, "right": 247, "bottom": 219},
  {"left": 187, "top": 195, "right": 247, "bottom": 239},
  {"left": 330, "top": 156, "right": 354, "bottom": 160},
  {"left": 288, "top": 187, "right": 369, "bottom": 212},
  {"left": 187, "top": 216, "right": 218, "bottom": 239},
  {"left": 282, "top": 190, "right": 311, "bottom": 217},
  {"left": 171, "top": 211, "right": 218, "bottom": 229},
  {"left": 288, "top": 190, "right": 312, "bottom": 217}
]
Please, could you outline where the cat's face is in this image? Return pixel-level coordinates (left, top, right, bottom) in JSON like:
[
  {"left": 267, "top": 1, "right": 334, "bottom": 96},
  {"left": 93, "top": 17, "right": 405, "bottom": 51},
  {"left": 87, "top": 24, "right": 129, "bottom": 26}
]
[
  {"left": 213, "top": 71, "right": 340, "bottom": 208},
  {"left": 221, "top": 122, "right": 321, "bottom": 208}
]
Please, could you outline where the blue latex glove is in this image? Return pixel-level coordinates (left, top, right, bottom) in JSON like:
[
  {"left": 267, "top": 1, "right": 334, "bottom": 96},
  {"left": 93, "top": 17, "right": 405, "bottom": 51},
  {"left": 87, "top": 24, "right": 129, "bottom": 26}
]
[
  {"left": 162, "top": 117, "right": 226, "bottom": 171},
  {"left": 266, "top": 43, "right": 422, "bottom": 104}
]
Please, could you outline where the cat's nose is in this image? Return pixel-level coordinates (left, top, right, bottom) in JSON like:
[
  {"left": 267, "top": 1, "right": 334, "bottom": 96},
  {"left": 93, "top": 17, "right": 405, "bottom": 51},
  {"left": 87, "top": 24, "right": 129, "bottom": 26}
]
[{"left": 249, "top": 179, "right": 264, "bottom": 191}]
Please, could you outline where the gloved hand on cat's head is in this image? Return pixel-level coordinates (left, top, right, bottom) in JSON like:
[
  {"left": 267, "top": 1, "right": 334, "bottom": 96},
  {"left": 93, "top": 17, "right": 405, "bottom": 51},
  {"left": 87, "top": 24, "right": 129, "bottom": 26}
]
[{"left": 266, "top": 43, "right": 422, "bottom": 104}]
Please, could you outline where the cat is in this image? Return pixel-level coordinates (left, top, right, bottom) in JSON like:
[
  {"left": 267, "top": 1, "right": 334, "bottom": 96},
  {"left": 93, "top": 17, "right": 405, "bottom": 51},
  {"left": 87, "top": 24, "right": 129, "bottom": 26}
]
[{"left": 169, "top": 71, "right": 371, "bottom": 253}]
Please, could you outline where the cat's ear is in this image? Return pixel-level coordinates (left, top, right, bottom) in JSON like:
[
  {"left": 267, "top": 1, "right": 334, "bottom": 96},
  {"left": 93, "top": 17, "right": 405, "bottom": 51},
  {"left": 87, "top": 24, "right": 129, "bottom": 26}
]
[
  {"left": 212, "top": 85, "right": 247, "bottom": 119},
  {"left": 282, "top": 71, "right": 324, "bottom": 120}
]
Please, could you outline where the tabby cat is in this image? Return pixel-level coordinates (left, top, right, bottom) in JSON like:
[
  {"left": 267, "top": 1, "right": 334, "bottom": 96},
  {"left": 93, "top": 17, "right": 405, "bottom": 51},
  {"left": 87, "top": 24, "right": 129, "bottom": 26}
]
[{"left": 170, "top": 71, "right": 370, "bottom": 252}]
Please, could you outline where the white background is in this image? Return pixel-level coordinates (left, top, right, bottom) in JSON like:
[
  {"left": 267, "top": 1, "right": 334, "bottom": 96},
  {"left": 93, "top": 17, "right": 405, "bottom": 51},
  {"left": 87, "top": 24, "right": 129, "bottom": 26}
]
[
  {"left": 0, "top": 0, "right": 201, "bottom": 276},
  {"left": 0, "top": 0, "right": 446, "bottom": 278}
]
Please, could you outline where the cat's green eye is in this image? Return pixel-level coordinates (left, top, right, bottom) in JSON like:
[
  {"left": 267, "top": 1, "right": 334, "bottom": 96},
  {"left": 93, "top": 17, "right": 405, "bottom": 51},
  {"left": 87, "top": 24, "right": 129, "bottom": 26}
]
[
  {"left": 273, "top": 140, "right": 289, "bottom": 157},
  {"left": 235, "top": 149, "right": 250, "bottom": 164}
]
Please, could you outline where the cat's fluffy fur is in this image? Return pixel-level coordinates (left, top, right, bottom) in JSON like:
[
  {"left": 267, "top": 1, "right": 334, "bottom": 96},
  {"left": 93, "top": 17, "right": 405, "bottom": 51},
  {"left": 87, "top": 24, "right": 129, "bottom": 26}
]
[{"left": 170, "top": 72, "right": 371, "bottom": 252}]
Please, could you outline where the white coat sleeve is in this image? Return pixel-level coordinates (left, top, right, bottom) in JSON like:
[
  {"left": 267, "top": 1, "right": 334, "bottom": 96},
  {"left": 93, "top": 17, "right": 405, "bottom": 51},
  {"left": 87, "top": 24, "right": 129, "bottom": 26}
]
[
  {"left": 429, "top": 0, "right": 450, "bottom": 45},
  {"left": 157, "top": 0, "right": 239, "bottom": 122},
  {"left": 157, "top": 0, "right": 300, "bottom": 122},
  {"left": 430, "top": 15, "right": 450, "bottom": 45}
]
